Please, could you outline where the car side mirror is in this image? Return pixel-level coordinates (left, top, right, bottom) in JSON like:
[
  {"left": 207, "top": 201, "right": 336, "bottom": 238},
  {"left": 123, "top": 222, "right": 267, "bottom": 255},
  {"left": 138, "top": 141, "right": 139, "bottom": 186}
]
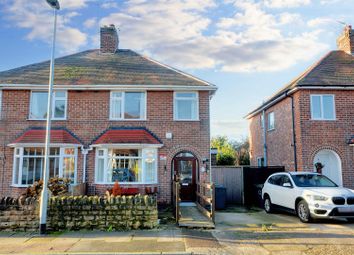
[{"left": 283, "top": 182, "right": 293, "bottom": 188}]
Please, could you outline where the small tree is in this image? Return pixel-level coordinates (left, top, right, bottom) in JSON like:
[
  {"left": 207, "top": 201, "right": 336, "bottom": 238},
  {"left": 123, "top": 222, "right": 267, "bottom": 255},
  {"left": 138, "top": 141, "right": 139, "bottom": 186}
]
[
  {"left": 211, "top": 136, "right": 236, "bottom": 166},
  {"left": 232, "top": 137, "right": 250, "bottom": 165}
]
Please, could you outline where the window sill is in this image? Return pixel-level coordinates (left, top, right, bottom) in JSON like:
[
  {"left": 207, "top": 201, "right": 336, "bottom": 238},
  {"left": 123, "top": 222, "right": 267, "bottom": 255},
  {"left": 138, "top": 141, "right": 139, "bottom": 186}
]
[
  {"left": 94, "top": 182, "right": 158, "bottom": 185},
  {"left": 267, "top": 128, "right": 275, "bottom": 132},
  {"left": 310, "top": 118, "right": 336, "bottom": 121},
  {"left": 173, "top": 119, "right": 200, "bottom": 122},
  {"left": 11, "top": 184, "right": 29, "bottom": 188},
  {"left": 27, "top": 118, "right": 67, "bottom": 121},
  {"left": 109, "top": 119, "right": 147, "bottom": 121}
]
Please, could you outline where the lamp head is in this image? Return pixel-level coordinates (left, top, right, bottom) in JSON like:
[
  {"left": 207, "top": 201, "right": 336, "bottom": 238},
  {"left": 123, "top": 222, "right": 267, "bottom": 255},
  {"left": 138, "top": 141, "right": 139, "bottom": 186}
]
[{"left": 46, "top": 0, "right": 60, "bottom": 10}]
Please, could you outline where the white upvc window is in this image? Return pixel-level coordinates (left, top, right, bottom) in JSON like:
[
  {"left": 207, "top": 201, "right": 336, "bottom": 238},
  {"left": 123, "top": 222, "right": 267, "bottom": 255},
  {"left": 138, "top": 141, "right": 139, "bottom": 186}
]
[
  {"left": 29, "top": 91, "right": 67, "bottom": 120},
  {"left": 95, "top": 147, "right": 158, "bottom": 184},
  {"left": 12, "top": 147, "right": 77, "bottom": 187},
  {"left": 267, "top": 112, "right": 275, "bottom": 131},
  {"left": 174, "top": 92, "right": 199, "bottom": 121},
  {"left": 110, "top": 91, "right": 146, "bottom": 120},
  {"left": 310, "top": 94, "right": 336, "bottom": 120}
]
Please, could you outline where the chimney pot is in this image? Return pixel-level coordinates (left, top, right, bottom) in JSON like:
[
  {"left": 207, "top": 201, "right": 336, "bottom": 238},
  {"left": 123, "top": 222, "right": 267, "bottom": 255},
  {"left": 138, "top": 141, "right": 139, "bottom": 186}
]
[
  {"left": 337, "top": 25, "right": 354, "bottom": 55},
  {"left": 100, "top": 24, "right": 119, "bottom": 54}
]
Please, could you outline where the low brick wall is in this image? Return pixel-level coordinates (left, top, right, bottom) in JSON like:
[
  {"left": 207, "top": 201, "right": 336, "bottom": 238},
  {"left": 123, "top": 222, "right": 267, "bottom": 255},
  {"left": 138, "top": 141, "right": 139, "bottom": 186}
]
[
  {"left": 0, "top": 195, "right": 158, "bottom": 232},
  {"left": 0, "top": 197, "right": 39, "bottom": 232}
]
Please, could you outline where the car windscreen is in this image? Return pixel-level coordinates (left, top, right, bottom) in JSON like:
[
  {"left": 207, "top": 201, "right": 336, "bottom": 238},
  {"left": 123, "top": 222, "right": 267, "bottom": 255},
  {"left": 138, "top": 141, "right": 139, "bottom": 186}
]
[{"left": 291, "top": 174, "right": 338, "bottom": 187}]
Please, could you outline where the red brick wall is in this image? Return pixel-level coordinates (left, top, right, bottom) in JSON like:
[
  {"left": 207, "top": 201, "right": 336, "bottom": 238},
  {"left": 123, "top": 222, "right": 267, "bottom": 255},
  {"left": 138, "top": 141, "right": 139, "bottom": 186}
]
[
  {"left": 249, "top": 89, "right": 354, "bottom": 189},
  {"left": 296, "top": 90, "right": 354, "bottom": 188},
  {"left": 0, "top": 90, "right": 211, "bottom": 203},
  {"left": 249, "top": 97, "right": 295, "bottom": 170}
]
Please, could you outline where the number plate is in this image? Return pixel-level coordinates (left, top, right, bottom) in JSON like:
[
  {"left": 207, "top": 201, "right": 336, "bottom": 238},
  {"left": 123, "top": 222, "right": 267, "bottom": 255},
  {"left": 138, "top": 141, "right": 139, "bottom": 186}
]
[
  {"left": 338, "top": 207, "right": 354, "bottom": 213},
  {"left": 182, "top": 183, "right": 189, "bottom": 186}
]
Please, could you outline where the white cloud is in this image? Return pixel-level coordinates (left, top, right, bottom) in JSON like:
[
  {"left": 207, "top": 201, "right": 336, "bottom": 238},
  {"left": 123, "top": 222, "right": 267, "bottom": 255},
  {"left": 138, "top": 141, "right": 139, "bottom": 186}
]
[
  {"left": 84, "top": 18, "right": 97, "bottom": 29},
  {"left": 98, "top": 0, "right": 328, "bottom": 72},
  {"left": 2, "top": 0, "right": 88, "bottom": 53},
  {"left": 264, "top": 0, "right": 311, "bottom": 8},
  {"left": 307, "top": 17, "right": 335, "bottom": 27},
  {"left": 101, "top": 1, "right": 119, "bottom": 9},
  {"left": 59, "top": 0, "right": 92, "bottom": 9}
]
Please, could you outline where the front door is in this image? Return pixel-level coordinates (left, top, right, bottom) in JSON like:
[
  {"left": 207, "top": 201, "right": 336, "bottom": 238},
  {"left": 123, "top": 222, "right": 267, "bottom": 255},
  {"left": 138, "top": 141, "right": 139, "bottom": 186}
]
[{"left": 174, "top": 157, "right": 197, "bottom": 202}]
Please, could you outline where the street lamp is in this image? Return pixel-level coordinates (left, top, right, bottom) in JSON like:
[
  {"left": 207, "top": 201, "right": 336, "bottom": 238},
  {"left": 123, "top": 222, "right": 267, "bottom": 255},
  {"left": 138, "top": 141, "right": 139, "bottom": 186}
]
[{"left": 39, "top": 0, "right": 60, "bottom": 235}]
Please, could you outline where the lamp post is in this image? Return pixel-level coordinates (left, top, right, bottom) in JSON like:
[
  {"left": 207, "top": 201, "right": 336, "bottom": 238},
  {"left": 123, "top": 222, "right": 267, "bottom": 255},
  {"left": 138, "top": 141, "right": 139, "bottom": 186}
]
[{"left": 39, "top": 0, "right": 60, "bottom": 235}]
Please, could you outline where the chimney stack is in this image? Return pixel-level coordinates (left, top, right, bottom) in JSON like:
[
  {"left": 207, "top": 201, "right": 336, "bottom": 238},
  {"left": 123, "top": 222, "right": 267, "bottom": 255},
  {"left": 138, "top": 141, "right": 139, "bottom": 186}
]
[
  {"left": 337, "top": 25, "right": 354, "bottom": 55},
  {"left": 100, "top": 24, "right": 119, "bottom": 54}
]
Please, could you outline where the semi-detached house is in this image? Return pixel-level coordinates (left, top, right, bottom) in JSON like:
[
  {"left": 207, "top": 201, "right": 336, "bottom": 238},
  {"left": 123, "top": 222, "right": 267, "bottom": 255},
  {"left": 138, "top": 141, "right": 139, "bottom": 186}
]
[
  {"left": 247, "top": 26, "right": 354, "bottom": 189},
  {"left": 0, "top": 25, "right": 217, "bottom": 204}
]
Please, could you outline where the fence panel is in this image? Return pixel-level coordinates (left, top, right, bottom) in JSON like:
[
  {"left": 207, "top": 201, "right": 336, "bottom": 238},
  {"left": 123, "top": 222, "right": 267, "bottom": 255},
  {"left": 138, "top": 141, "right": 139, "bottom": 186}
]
[{"left": 212, "top": 166, "right": 243, "bottom": 204}]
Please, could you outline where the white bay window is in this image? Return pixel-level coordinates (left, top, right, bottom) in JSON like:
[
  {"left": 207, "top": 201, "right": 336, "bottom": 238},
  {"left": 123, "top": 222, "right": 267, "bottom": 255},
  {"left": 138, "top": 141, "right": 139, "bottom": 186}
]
[
  {"left": 12, "top": 147, "right": 77, "bottom": 186},
  {"left": 95, "top": 148, "right": 157, "bottom": 184}
]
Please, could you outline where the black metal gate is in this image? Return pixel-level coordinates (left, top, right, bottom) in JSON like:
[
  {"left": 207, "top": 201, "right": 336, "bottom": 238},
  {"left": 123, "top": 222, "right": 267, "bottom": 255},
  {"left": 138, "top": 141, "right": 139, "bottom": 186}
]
[{"left": 243, "top": 166, "right": 284, "bottom": 207}]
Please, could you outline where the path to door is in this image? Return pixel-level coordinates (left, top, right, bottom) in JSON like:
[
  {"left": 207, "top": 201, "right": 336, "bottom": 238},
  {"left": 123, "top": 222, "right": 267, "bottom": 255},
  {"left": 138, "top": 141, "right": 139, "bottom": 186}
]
[{"left": 178, "top": 203, "right": 215, "bottom": 229}]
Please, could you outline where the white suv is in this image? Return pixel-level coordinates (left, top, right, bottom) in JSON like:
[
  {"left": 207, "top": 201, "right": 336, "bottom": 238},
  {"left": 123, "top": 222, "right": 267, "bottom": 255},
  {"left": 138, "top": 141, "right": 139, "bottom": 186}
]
[{"left": 262, "top": 172, "right": 354, "bottom": 222}]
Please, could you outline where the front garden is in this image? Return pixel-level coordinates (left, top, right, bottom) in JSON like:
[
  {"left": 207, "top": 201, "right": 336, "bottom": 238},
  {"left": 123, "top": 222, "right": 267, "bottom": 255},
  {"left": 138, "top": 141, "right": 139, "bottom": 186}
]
[{"left": 0, "top": 179, "right": 158, "bottom": 232}]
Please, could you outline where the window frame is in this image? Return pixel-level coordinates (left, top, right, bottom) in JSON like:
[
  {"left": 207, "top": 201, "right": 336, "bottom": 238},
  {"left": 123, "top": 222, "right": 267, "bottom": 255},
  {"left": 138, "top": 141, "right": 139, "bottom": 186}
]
[
  {"left": 173, "top": 91, "right": 199, "bottom": 121},
  {"left": 267, "top": 112, "right": 275, "bottom": 131},
  {"left": 11, "top": 146, "right": 78, "bottom": 187},
  {"left": 310, "top": 94, "right": 336, "bottom": 121},
  {"left": 109, "top": 91, "right": 147, "bottom": 121},
  {"left": 94, "top": 147, "right": 158, "bottom": 185},
  {"left": 28, "top": 91, "right": 68, "bottom": 120}
]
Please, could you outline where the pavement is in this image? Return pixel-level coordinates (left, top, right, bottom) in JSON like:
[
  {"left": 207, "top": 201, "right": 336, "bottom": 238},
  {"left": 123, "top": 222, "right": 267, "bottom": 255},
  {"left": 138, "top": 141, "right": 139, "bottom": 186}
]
[{"left": 0, "top": 208, "right": 353, "bottom": 255}]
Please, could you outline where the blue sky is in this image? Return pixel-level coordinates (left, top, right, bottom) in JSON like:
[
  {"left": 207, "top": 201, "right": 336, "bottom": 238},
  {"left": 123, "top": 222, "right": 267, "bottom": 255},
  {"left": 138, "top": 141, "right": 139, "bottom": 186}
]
[{"left": 0, "top": 0, "right": 353, "bottom": 140}]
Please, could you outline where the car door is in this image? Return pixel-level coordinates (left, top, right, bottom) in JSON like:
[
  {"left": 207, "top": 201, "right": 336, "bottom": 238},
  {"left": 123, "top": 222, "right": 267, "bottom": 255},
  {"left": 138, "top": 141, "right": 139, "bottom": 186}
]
[
  {"left": 267, "top": 174, "right": 284, "bottom": 206},
  {"left": 278, "top": 175, "right": 297, "bottom": 209}
]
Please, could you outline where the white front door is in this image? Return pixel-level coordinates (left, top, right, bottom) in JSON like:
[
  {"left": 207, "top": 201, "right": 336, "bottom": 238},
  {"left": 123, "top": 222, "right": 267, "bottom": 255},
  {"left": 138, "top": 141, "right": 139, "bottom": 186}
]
[{"left": 313, "top": 149, "right": 342, "bottom": 186}]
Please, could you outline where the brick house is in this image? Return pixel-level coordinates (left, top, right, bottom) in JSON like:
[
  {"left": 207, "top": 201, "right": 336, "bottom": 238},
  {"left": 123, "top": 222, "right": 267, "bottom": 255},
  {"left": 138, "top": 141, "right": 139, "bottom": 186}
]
[
  {"left": 0, "top": 25, "right": 217, "bottom": 204},
  {"left": 247, "top": 25, "right": 354, "bottom": 188}
]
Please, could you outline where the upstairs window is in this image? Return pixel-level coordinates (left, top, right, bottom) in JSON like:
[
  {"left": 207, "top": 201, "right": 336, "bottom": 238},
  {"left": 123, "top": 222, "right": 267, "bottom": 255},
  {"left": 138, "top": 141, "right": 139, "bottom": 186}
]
[
  {"left": 174, "top": 92, "right": 199, "bottom": 120},
  {"left": 29, "top": 91, "right": 67, "bottom": 120},
  {"left": 110, "top": 92, "right": 146, "bottom": 120},
  {"left": 267, "top": 112, "right": 275, "bottom": 131},
  {"left": 311, "top": 95, "right": 335, "bottom": 120}
]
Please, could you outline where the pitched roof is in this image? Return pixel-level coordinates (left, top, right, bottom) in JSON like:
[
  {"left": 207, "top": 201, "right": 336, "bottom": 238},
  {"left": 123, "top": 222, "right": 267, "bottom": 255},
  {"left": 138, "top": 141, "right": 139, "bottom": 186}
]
[
  {"left": 247, "top": 51, "right": 354, "bottom": 118},
  {"left": 10, "top": 128, "right": 82, "bottom": 145},
  {"left": 0, "top": 49, "right": 214, "bottom": 88},
  {"left": 91, "top": 127, "right": 162, "bottom": 145}
]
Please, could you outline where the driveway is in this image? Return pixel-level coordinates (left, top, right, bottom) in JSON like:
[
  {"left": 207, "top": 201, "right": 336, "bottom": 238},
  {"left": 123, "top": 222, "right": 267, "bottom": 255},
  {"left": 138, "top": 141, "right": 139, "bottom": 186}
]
[{"left": 214, "top": 209, "right": 354, "bottom": 255}]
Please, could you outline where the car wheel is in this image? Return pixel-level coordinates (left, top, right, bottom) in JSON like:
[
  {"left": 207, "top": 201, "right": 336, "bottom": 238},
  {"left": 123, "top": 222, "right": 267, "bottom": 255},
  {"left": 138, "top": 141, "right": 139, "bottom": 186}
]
[
  {"left": 264, "top": 196, "right": 273, "bottom": 213},
  {"left": 297, "top": 200, "right": 312, "bottom": 223}
]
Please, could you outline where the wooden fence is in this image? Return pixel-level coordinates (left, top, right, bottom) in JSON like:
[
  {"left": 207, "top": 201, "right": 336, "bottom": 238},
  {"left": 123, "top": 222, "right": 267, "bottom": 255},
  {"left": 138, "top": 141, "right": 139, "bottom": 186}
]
[
  {"left": 212, "top": 166, "right": 285, "bottom": 205},
  {"left": 212, "top": 166, "right": 243, "bottom": 204},
  {"left": 172, "top": 180, "right": 180, "bottom": 222}
]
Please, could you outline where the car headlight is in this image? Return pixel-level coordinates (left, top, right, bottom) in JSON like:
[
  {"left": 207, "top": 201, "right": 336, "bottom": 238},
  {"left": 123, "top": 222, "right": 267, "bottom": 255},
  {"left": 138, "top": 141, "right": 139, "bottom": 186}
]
[{"left": 312, "top": 195, "right": 329, "bottom": 201}]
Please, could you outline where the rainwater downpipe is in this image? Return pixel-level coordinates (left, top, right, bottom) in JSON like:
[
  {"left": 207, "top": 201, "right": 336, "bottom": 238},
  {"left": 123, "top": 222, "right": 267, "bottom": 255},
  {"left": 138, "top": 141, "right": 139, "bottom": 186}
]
[
  {"left": 262, "top": 110, "right": 267, "bottom": 167},
  {"left": 82, "top": 147, "right": 93, "bottom": 183},
  {"left": 288, "top": 93, "right": 298, "bottom": 172}
]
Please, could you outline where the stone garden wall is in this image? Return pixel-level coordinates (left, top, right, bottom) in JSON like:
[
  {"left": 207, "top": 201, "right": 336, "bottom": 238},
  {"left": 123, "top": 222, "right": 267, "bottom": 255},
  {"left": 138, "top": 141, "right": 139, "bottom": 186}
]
[
  {"left": 0, "top": 197, "right": 39, "bottom": 232},
  {"left": 0, "top": 195, "right": 158, "bottom": 232}
]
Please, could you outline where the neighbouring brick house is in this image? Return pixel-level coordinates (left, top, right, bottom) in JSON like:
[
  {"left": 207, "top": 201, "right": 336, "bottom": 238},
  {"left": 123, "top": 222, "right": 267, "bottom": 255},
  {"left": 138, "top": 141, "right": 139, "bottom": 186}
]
[
  {"left": 0, "top": 25, "right": 217, "bottom": 204},
  {"left": 247, "top": 25, "right": 354, "bottom": 188}
]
